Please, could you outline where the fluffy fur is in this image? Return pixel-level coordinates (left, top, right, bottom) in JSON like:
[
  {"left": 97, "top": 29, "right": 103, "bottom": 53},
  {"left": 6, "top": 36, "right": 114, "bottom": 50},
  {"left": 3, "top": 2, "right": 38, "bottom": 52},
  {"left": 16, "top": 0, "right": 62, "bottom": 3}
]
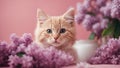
[{"left": 34, "top": 8, "right": 77, "bottom": 62}]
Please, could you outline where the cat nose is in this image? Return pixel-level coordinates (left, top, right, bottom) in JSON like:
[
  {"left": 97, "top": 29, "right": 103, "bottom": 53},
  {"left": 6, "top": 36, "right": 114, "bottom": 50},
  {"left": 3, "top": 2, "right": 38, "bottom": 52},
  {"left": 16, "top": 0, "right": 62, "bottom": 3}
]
[{"left": 54, "top": 36, "right": 59, "bottom": 40}]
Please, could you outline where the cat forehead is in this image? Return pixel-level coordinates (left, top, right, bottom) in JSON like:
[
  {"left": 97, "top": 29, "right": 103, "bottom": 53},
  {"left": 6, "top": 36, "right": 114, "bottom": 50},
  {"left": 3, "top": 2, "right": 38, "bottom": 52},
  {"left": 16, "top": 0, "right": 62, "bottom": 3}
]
[
  {"left": 48, "top": 16, "right": 64, "bottom": 21},
  {"left": 45, "top": 16, "right": 66, "bottom": 24},
  {"left": 40, "top": 16, "right": 73, "bottom": 28}
]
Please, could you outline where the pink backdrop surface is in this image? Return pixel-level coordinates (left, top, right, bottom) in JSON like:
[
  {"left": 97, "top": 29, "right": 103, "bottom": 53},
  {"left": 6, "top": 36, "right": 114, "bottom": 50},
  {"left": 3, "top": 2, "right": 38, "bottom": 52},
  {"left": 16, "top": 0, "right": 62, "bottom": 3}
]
[
  {"left": 0, "top": 0, "right": 90, "bottom": 42},
  {"left": 63, "top": 65, "right": 120, "bottom": 68}
]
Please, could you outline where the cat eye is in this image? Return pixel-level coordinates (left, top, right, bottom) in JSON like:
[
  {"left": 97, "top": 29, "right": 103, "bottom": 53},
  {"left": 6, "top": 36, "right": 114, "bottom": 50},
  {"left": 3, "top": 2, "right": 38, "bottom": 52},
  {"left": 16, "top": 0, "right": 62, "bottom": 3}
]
[
  {"left": 46, "top": 29, "right": 52, "bottom": 33},
  {"left": 60, "top": 28, "right": 66, "bottom": 33}
]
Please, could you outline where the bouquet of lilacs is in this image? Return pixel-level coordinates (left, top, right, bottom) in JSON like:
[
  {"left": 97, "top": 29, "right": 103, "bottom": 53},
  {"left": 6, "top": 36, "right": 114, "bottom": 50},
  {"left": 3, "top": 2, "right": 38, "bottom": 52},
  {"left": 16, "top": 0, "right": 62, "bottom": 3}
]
[
  {"left": 75, "top": 0, "right": 120, "bottom": 40},
  {"left": 88, "top": 37, "right": 120, "bottom": 64},
  {"left": 0, "top": 33, "right": 74, "bottom": 68}
]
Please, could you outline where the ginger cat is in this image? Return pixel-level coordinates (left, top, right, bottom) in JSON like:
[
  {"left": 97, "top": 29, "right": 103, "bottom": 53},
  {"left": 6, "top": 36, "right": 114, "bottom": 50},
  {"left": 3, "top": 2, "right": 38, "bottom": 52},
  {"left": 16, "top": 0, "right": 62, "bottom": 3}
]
[{"left": 34, "top": 8, "right": 77, "bottom": 62}]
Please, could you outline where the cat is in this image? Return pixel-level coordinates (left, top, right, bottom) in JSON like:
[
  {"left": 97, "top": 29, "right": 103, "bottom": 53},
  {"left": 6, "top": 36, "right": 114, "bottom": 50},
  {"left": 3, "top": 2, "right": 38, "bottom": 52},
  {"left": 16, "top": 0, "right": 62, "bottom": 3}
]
[{"left": 34, "top": 8, "right": 78, "bottom": 62}]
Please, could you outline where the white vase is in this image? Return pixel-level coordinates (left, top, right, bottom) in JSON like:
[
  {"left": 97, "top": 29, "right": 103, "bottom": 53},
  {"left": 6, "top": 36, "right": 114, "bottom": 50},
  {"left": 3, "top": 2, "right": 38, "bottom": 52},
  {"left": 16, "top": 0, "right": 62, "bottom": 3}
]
[{"left": 73, "top": 40, "right": 98, "bottom": 62}]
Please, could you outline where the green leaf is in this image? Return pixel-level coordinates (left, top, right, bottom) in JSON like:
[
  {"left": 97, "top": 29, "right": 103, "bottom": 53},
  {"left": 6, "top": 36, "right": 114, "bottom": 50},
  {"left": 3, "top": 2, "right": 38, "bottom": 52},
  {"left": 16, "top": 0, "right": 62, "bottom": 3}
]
[
  {"left": 17, "top": 52, "right": 25, "bottom": 57},
  {"left": 102, "top": 23, "right": 115, "bottom": 37},
  {"left": 89, "top": 32, "right": 95, "bottom": 40},
  {"left": 86, "top": 12, "right": 96, "bottom": 16},
  {"left": 16, "top": 64, "right": 22, "bottom": 68},
  {"left": 102, "top": 18, "right": 120, "bottom": 38},
  {"left": 113, "top": 19, "right": 120, "bottom": 38}
]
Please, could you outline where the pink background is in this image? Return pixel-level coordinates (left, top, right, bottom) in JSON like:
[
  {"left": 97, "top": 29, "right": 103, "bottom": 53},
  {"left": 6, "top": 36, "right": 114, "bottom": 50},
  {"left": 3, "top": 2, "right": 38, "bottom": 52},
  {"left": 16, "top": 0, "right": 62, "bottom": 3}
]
[{"left": 0, "top": 0, "right": 90, "bottom": 42}]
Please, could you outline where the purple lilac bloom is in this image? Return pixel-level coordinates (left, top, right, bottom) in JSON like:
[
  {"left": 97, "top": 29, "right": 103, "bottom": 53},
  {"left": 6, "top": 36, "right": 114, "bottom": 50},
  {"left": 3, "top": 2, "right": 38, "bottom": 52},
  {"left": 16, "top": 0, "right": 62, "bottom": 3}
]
[
  {"left": 0, "top": 33, "right": 74, "bottom": 68},
  {"left": 82, "top": 15, "right": 96, "bottom": 31},
  {"left": 75, "top": 0, "right": 120, "bottom": 38},
  {"left": 95, "top": 0, "right": 107, "bottom": 7},
  {"left": 0, "top": 41, "right": 10, "bottom": 67},
  {"left": 100, "top": 2, "right": 111, "bottom": 17},
  {"left": 88, "top": 37, "right": 120, "bottom": 64},
  {"left": 111, "top": 0, "right": 120, "bottom": 19}
]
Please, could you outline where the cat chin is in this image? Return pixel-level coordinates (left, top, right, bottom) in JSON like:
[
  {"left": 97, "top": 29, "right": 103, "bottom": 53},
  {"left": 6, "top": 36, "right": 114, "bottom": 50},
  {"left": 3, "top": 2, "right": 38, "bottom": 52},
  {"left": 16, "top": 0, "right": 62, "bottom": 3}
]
[
  {"left": 39, "top": 42, "right": 61, "bottom": 48},
  {"left": 47, "top": 43, "right": 61, "bottom": 47}
]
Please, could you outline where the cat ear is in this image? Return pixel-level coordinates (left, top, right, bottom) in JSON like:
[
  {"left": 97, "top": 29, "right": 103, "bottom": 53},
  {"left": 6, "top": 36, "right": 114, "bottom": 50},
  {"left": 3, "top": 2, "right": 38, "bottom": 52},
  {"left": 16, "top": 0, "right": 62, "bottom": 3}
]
[
  {"left": 63, "top": 8, "right": 74, "bottom": 24},
  {"left": 37, "top": 8, "right": 48, "bottom": 23}
]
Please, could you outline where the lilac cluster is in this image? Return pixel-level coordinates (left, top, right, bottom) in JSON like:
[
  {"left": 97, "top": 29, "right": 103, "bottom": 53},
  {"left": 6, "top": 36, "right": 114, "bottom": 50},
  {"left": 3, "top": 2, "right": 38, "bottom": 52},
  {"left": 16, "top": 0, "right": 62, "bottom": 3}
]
[
  {"left": 88, "top": 37, "right": 120, "bottom": 64},
  {"left": 9, "top": 55, "right": 33, "bottom": 68},
  {"left": 0, "top": 41, "right": 10, "bottom": 67},
  {"left": 75, "top": 0, "right": 120, "bottom": 38},
  {"left": 111, "top": 0, "right": 120, "bottom": 19},
  {"left": 0, "top": 33, "right": 74, "bottom": 68}
]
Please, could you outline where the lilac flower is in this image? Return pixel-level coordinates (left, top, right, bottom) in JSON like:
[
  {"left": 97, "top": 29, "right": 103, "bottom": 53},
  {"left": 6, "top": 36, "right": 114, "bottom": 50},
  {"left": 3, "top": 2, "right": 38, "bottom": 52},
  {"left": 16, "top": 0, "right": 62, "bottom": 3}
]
[
  {"left": 0, "top": 33, "right": 74, "bottom": 68},
  {"left": 9, "top": 55, "right": 33, "bottom": 68},
  {"left": 111, "top": 0, "right": 120, "bottom": 19},
  {"left": 100, "top": 2, "right": 111, "bottom": 17},
  {"left": 75, "top": 13, "right": 85, "bottom": 24},
  {"left": 92, "top": 23, "right": 103, "bottom": 37},
  {"left": 76, "top": 3, "right": 87, "bottom": 14},
  {"left": 16, "top": 44, "right": 26, "bottom": 53},
  {"left": 96, "top": 0, "right": 107, "bottom": 7},
  {"left": 10, "top": 33, "right": 20, "bottom": 46},
  {"left": 21, "top": 33, "right": 33, "bottom": 46},
  {"left": 82, "top": 15, "right": 96, "bottom": 31},
  {"left": 0, "top": 41, "right": 10, "bottom": 67},
  {"left": 88, "top": 37, "right": 120, "bottom": 64},
  {"left": 75, "top": 0, "right": 120, "bottom": 39},
  {"left": 9, "top": 55, "right": 22, "bottom": 68},
  {"left": 83, "top": 0, "right": 91, "bottom": 8},
  {"left": 21, "top": 55, "right": 33, "bottom": 68},
  {"left": 25, "top": 44, "right": 74, "bottom": 68},
  {"left": 100, "top": 19, "right": 109, "bottom": 29}
]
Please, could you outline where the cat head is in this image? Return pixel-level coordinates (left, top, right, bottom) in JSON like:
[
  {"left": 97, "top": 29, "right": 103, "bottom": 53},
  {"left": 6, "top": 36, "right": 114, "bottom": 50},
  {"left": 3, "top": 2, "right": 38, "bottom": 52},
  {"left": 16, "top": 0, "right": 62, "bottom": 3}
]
[{"left": 35, "top": 8, "right": 75, "bottom": 48}]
